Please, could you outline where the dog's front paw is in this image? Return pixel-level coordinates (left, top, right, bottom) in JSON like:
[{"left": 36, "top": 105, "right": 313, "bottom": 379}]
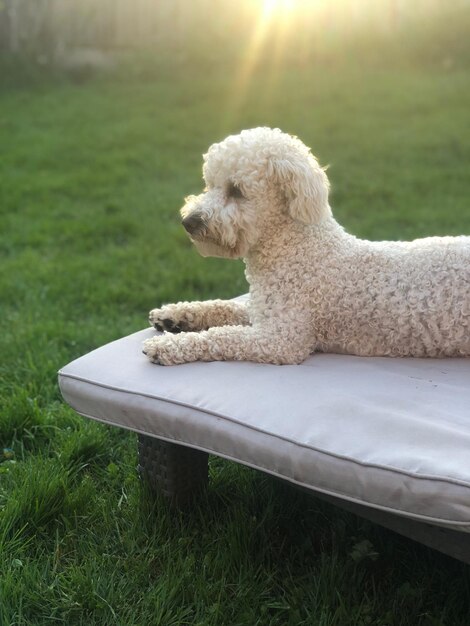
[
  {"left": 149, "top": 304, "right": 202, "bottom": 333},
  {"left": 149, "top": 305, "right": 183, "bottom": 333},
  {"left": 142, "top": 335, "right": 178, "bottom": 365}
]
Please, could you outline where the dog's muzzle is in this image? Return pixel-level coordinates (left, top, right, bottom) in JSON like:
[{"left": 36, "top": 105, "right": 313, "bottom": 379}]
[{"left": 182, "top": 212, "right": 206, "bottom": 236}]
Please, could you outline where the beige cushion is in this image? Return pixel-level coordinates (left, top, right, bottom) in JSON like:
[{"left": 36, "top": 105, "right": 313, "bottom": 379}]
[{"left": 58, "top": 320, "right": 470, "bottom": 531}]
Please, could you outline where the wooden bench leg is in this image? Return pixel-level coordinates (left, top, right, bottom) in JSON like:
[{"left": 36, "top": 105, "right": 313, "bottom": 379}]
[{"left": 137, "top": 434, "right": 209, "bottom": 506}]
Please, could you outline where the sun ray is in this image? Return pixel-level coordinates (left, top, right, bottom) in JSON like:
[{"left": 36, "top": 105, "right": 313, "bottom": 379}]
[
  {"left": 221, "top": 0, "right": 321, "bottom": 130},
  {"left": 221, "top": 3, "right": 276, "bottom": 129},
  {"left": 221, "top": 0, "right": 395, "bottom": 130}
]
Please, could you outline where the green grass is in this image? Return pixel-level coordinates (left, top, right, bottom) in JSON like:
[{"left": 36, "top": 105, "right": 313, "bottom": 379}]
[{"left": 1, "top": 53, "right": 470, "bottom": 625}]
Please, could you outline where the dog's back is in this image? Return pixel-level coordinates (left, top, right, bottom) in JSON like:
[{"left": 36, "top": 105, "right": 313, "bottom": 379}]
[{"left": 314, "top": 231, "right": 470, "bottom": 358}]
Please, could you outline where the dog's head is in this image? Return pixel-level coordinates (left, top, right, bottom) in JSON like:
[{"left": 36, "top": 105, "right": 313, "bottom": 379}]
[{"left": 180, "top": 127, "right": 330, "bottom": 258}]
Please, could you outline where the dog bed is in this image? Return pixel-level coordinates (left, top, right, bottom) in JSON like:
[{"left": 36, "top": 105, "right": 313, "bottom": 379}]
[{"left": 58, "top": 300, "right": 470, "bottom": 563}]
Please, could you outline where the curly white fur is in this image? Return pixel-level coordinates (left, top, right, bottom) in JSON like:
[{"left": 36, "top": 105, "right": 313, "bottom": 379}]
[{"left": 144, "top": 127, "right": 470, "bottom": 365}]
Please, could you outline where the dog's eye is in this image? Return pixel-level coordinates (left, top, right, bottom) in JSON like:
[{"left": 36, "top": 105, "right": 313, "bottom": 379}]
[{"left": 227, "top": 182, "right": 244, "bottom": 200}]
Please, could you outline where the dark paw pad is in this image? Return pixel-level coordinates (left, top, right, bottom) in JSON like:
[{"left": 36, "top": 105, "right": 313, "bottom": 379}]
[
  {"left": 142, "top": 349, "right": 163, "bottom": 365},
  {"left": 161, "top": 318, "right": 182, "bottom": 333}
]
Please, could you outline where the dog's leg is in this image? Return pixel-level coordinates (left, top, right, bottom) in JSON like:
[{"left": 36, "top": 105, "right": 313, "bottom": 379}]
[
  {"left": 148, "top": 300, "right": 249, "bottom": 333},
  {"left": 142, "top": 324, "right": 312, "bottom": 365}
]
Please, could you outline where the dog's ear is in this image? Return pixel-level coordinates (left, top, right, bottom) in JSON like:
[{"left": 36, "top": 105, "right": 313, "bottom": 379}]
[{"left": 271, "top": 154, "right": 330, "bottom": 225}]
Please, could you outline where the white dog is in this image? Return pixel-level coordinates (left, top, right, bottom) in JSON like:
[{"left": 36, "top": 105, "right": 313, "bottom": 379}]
[{"left": 143, "top": 127, "right": 470, "bottom": 365}]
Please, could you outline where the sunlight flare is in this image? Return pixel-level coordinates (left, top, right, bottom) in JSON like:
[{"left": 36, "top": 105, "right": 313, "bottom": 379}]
[
  {"left": 223, "top": 0, "right": 303, "bottom": 127},
  {"left": 223, "top": 0, "right": 400, "bottom": 128}
]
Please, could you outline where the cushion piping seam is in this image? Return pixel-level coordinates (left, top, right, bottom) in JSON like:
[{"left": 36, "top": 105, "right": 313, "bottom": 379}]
[
  {"left": 58, "top": 371, "right": 470, "bottom": 489},
  {"left": 67, "top": 405, "right": 470, "bottom": 528}
]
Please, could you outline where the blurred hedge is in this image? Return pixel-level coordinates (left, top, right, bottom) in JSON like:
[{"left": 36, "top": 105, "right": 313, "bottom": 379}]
[{"left": 0, "top": 0, "right": 469, "bottom": 69}]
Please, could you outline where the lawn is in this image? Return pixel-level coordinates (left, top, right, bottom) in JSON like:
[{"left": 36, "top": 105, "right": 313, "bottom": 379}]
[{"left": 1, "top": 53, "right": 470, "bottom": 625}]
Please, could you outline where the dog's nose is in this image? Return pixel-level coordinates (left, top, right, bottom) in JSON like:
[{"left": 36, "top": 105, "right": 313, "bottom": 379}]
[{"left": 182, "top": 213, "right": 204, "bottom": 234}]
